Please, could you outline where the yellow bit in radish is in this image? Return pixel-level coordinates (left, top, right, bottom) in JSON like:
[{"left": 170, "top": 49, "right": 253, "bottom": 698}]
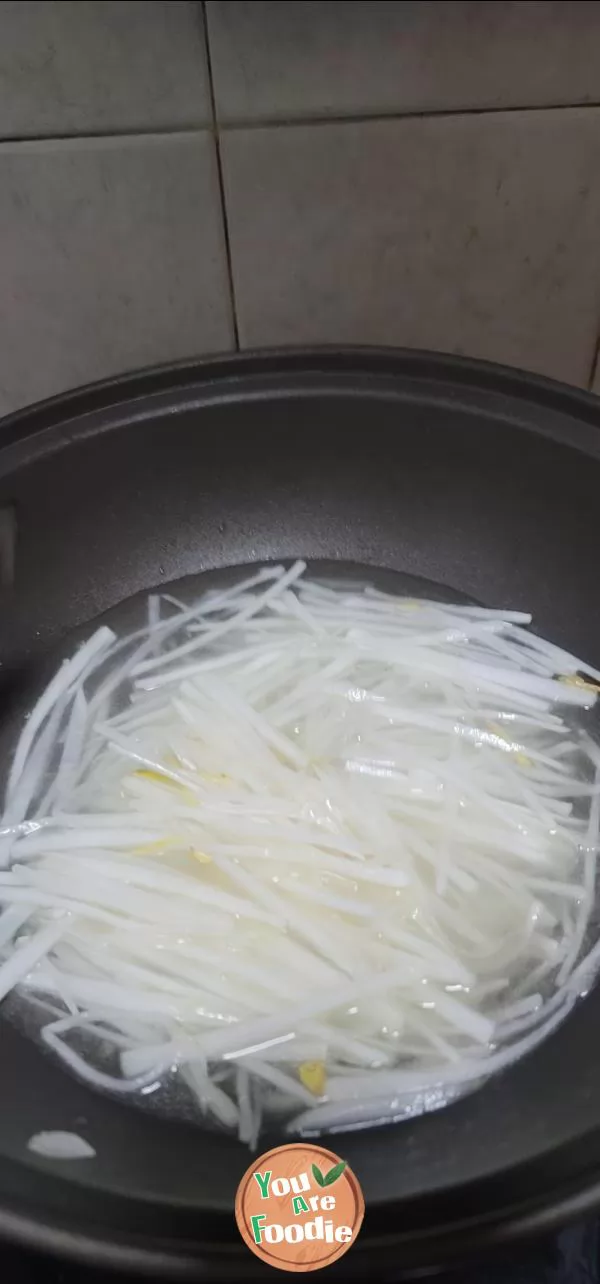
[{"left": 299, "top": 1061, "right": 326, "bottom": 1096}]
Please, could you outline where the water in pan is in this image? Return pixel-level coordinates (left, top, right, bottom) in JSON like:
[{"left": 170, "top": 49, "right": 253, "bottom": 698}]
[{"left": 1, "top": 561, "right": 599, "bottom": 1145}]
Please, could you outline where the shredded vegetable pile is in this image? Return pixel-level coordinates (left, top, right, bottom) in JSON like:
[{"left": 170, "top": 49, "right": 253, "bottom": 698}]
[{"left": 1, "top": 561, "right": 600, "bottom": 1143}]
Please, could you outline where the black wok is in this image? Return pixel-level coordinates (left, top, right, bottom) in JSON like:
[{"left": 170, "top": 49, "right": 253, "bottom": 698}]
[{"left": 0, "top": 347, "right": 600, "bottom": 1280}]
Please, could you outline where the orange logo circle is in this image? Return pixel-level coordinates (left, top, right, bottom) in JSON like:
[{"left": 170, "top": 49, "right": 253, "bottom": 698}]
[{"left": 235, "top": 1142, "right": 364, "bottom": 1272}]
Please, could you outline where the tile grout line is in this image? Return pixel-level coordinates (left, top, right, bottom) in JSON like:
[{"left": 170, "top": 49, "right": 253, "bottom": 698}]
[
  {"left": 1, "top": 98, "right": 600, "bottom": 150},
  {"left": 588, "top": 337, "right": 600, "bottom": 392},
  {"left": 201, "top": 1, "right": 240, "bottom": 351},
  {"left": 0, "top": 124, "right": 207, "bottom": 146},
  {"left": 1, "top": 99, "right": 600, "bottom": 150},
  {"left": 215, "top": 99, "right": 600, "bottom": 133}
]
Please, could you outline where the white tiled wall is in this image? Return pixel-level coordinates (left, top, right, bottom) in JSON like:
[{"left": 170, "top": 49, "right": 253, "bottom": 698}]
[
  {"left": 221, "top": 110, "right": 600, "bottom": 385},
  {"left": 0, "top": 134, "right": 232, "bottom": 412},
  {"left": 0, "top": 1, "right": 211, "bottom": 135},
  {"left": 207, "top": 0, "right": 600, "bottom": 122},
  {"left": 1, "top": 0, "right": 600, "bottom": 415}
]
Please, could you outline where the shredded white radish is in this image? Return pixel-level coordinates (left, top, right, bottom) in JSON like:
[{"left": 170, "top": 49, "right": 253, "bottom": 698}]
[
  {"left": 1, "top": 562, "right": 599, "bottom": 1145},
  {"left": 27, "top": 1130, "right": 96, "bottom": 1160}
]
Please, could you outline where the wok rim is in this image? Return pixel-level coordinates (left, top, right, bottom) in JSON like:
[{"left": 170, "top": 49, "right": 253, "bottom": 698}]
[
  {"left": 2, "top": 343, "right": 600, "bottom": 449},
  {"left": 2, "top": 344, "right": 600, "bottom": 1276},
  {"left": 1, "top": 1161, "right": 600, "bottom": 1278}
]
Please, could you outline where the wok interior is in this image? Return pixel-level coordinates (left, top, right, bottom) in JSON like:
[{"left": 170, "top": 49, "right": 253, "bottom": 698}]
[{"left": 0, "top": 354, "right": 600, "bottom": 1261}]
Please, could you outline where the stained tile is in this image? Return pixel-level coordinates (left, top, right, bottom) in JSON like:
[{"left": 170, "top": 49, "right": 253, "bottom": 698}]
[
  {"left": 207, "top": 0, "right": 600, "bottom": 124},
  {"left": 0, "top": 133, "right": 233, "bottom": 415},
  {"left": 0, "top": 1, "right": 209, "bottom": 137},
  {"left": 222, "top": 109, "right": 600, "bottom": 386}
]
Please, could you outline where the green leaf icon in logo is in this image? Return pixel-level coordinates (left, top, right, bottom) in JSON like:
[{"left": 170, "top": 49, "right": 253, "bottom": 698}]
[
  {"left": 323, "top": 1160, "right": 347, "bottom": 1186},
  {"left": 312, "top": 1163, "right": 326, "bottom": 1187}
]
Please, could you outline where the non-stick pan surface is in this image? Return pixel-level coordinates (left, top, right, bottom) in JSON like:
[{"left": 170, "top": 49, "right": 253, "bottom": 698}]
[{"left": 1, "top": 348, "right": 600, "bottom": 1279}]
